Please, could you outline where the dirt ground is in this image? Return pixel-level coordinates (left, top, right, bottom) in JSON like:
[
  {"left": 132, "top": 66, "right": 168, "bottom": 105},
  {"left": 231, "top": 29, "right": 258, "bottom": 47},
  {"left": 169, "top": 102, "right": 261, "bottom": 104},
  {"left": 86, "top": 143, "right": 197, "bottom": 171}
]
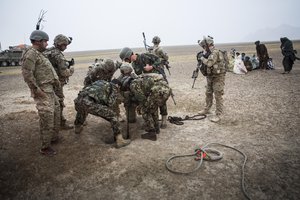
[{"left": 0, "top": 42, "right": 299, "bottom": 200}]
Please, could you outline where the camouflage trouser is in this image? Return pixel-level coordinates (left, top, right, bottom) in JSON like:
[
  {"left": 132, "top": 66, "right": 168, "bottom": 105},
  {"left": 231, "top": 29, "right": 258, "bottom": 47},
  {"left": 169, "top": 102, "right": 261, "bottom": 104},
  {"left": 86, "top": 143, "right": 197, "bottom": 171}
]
[
  {"left": 74, "top": 95, "right": 121, "bottom": 136},
  {"left": 205, "top": 74, "right": 225, "bottom": 115},
  {"left": 34, "top": 91, "right": 60, "bottom": 149},
  {"left": 159, "top": 103, "right": 168, "bottom": 116},
  {"left": 141, "top": 105, "right": 160, "bottom": 132},
  {"left": 54, "top": 81, "right": 66, "bottom": 124}
]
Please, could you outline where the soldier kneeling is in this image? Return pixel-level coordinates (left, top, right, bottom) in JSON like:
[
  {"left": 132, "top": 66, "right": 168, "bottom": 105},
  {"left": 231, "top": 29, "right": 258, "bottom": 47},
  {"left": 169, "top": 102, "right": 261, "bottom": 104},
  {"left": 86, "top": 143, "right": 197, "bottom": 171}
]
[{"left": 73, "top": 79, "right": 130, "bottom": 148}]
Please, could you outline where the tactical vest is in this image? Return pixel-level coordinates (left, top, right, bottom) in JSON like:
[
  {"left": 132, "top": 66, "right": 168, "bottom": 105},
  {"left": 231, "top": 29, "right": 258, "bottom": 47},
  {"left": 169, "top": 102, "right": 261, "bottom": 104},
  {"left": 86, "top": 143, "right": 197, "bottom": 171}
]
[{"left": 207, "top": 50, "right": 227, "bottom": 76}]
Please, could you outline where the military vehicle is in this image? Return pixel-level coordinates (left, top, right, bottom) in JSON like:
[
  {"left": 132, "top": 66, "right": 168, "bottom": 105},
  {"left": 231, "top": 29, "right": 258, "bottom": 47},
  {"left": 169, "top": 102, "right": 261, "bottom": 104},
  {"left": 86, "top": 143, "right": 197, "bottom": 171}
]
[{"left": 0, "top": 44, "right": 30, "bottom": 67}]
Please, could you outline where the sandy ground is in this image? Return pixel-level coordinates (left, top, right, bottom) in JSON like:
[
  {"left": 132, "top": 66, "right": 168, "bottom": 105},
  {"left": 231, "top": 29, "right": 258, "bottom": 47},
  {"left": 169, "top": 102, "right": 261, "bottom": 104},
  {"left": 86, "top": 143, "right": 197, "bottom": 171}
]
[{"left": 0, "top": 42, "right": 299, "bottom": 200}]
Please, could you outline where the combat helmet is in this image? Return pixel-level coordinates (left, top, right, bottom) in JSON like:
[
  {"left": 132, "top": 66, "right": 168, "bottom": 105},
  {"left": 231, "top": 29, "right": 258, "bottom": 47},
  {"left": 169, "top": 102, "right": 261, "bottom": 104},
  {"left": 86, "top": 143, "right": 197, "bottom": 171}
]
[
  {"left": 198, "top": 35, "right": 214, "bottom": 47},
  {"left": 54, "top": 34, "right": 72, "bottom": 46},
  {"left": 30, "top": 30, "right": 49, "bottom": 41},
  {"left": 102, "top": 59, "right": 116, "bottom": 73},
  {"left": 119, "top": 47, "right": 133, "bottom": 61},
  {"left": 120, "top": 63, "right": 133, "bottom": 75},
  {"left": 152, "top": 36, "right": 161, "bottom": 44}
]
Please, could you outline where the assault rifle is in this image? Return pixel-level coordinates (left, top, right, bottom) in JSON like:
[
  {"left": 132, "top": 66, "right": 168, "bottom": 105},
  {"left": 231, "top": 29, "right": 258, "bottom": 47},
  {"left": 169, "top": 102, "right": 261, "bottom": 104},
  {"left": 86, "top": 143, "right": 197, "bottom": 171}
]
[
  {"left": 192, "top": 51, "right": 203, "bottom": 88},
  {"left": 161, "top": 60, "right": 171, "bottom": 75},
  {"left": 142, "top": 32, "right": 151, "bottom": 52}
]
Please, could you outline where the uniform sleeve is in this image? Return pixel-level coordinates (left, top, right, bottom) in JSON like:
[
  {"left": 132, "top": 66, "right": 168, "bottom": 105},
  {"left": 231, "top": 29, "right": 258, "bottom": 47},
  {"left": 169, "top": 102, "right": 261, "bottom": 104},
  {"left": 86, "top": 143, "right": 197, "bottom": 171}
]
[
  {"left": 156, "top": 47, "right": 169, "bottom": 61},
  {"left": 53, "top": 52, "right": 71, "bottom": 77},
  {"left": 201, "top": 50, "right": 219, "bottom": 67},
  {"left": 22, "top": 50, "right": 38, "bottom": 90}
]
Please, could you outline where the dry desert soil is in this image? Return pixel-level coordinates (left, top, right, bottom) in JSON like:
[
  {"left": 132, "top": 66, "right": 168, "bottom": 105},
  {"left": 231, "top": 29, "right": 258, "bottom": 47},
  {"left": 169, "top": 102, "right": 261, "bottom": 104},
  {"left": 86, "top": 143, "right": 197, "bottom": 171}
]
[{"left": 0, "top": 41, "right": 300, "bottom": 200}]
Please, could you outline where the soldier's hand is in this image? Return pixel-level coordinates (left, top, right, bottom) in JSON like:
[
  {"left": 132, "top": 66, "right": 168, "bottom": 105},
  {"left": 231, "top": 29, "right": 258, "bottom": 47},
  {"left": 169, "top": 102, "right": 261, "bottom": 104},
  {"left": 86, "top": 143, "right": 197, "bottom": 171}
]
[
  {"left": 197, "top": 51, "right": 205, "bottom": 62},
  {"left": 34, "top": 88, "right": 47, "bottom": 99},
  {"left": 69, "top": 66, "right": 75, "bottom": 75},
  {"left": 69, "top": 58, "right": 75, "bottom": 66},
  {"left": 144, "top": 64, "right": 153, "bottom": 71}
]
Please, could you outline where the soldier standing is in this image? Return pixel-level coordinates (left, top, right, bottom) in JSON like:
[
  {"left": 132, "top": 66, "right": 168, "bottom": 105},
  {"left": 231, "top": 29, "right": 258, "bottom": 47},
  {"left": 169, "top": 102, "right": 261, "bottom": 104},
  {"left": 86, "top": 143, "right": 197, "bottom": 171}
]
[
  {"left": 254, "top": 40, "right": 269, "bottom": 69},
  {"left": 119, "top": 47, "right": 169, "bottom": 128},
  {"left": 198, "top": 36, "right": 226, "bottom": 123},
  {"left": 44, "top": 34, "right": 74, "bottom": 129},
  {"left": 151, "top": 36, "right": 170, "bottom": 75},
  {"left": 22, "top": 30, "right": 61, "bottom": 156}
]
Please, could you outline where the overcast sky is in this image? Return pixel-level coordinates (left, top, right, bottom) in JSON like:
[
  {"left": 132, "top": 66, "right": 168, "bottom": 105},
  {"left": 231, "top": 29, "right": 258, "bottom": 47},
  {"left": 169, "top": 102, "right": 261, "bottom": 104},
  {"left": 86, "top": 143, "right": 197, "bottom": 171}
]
[{"left": 1, "top": 0, "right": 300, "bottom": 52}]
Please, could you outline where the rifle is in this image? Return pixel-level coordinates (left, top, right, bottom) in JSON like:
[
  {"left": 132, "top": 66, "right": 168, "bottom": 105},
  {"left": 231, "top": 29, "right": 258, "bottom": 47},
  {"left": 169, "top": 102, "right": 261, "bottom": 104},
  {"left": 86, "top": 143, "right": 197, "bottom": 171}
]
[
  {"left": 142, "top": 32, "right": 151, "bottom": 52},
  {"left": 191, "top": 64, "right": 200, "bottom": 89},
  {"left": 125, "top": 98, "right": 130, "bottom": 139},
  {"left": 162, "top": 60, "right": 171, "bottom": 75}
]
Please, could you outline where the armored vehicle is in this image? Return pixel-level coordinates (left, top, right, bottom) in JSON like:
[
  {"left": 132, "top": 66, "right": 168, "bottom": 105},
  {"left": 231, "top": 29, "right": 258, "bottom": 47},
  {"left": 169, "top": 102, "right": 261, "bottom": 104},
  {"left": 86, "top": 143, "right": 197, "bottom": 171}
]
[{"left": 0, "top": 49, "right": 23, "bottom": 66}]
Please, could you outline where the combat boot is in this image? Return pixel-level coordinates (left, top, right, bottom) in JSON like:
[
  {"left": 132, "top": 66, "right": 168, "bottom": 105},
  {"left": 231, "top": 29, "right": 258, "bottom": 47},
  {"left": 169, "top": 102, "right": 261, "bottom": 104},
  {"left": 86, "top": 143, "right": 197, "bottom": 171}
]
[
  {"left": 60, "top": 120, "right": 74, "bottom": 130},
  {"left": 160, "top": 115, "right": 168, "bottom": 129},
  {"left": 198, "top": 109, "right": 211, "bottom": 115},
  {"left": 74, "top": 125, "right": 83, "bottom": 134},
  {"left": 209, "top": 115, "right": 221, "bottom": 123},
  {"left": 115, "top": 134, "right": 131, "bottom": 148},
  {"left": 141, "top": 130, "right": 157, "bottom": 141},
  {"left": 117, "top": 115, "right": 125, "bottom": 123}
]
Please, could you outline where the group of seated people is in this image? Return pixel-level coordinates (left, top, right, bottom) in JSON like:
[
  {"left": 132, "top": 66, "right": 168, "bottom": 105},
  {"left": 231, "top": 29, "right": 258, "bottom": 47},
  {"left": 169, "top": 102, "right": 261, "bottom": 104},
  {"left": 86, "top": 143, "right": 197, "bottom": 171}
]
[{"left": 227, "top": 49, "right": 274, "bottom": 75}]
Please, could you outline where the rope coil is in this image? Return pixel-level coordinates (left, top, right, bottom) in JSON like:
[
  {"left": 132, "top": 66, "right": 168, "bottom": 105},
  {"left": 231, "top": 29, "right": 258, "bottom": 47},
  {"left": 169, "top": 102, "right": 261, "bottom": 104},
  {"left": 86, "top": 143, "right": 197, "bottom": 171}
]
[
  {"left": 168, "top": 114, "right": 206, "bottom": 125},
  {"left": 165, "top": 143, "right": 251, "bottom": 200}
]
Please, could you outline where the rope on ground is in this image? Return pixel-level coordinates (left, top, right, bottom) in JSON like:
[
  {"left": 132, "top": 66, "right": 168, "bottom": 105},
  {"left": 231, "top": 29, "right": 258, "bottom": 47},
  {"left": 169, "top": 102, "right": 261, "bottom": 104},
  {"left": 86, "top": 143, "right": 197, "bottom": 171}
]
[
  {"left": 168, "top": 114, "right": 206, "bottom": 125},
  {"left": 165, "top": 142, "right": 251, "bottom": 200}
]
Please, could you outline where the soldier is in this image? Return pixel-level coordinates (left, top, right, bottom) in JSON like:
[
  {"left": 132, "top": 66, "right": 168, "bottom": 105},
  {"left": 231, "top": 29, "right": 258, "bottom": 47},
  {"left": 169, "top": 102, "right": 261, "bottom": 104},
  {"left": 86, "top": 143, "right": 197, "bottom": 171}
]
[
  {"left": 151, "top": 36, "right": 170, "bottom": 74},
  {"left": 74, "top": 79, "right": 130, "bottom": 148},
  {"left": 280, "top": 37, "right": 298, "bottom": 74},
  {"left": 83, "top": 59, "right": 124, "bottom": 122},
  {"left": 120, "top": 67, "right": 171, "bottom": 141},
  {"left": 198, "top": 36, "right": 226, "bottom": 123},
  {"left": 83, "top": 59, "right": 122, "bottom": 86},
  {"left": 44, "top": 34, "right": 74, "bottom": 129},
  {"left": 119, "top": 47, "right": 169, "bottom": 129},
  {"left": 22, "top": 30, "right": 61, "bottom": 156},
  {"left": 254, "top": 40, "right": 269, "bottom": 69}
]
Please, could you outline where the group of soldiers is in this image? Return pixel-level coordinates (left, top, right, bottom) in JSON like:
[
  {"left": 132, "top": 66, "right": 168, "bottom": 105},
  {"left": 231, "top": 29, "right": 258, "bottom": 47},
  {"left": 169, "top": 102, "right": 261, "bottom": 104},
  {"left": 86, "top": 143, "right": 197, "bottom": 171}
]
[
  {"left": 22, "top": 30, "right": 75, "bottom": 156},
  {"left": 26, "top": 29, "right": 296, "bottom": 157},
  {"left": 22, "top": 30, "right": 178, "bottom": 156}
]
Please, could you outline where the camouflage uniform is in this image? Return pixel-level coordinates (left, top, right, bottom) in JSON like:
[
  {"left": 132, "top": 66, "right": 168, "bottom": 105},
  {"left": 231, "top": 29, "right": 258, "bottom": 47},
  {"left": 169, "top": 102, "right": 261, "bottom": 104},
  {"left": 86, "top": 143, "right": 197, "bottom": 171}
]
[
  {"left": 44, "top": 46, "right": 74, "bottom": 127},
  {"left": 200, "top": 47, "right": 226, "bottom": 120},
  {"left": 74, "top": 80, "right": 121, "bottom": 137},
  {"left": 83, "top": 59, "right": 123, "bottom": 119},
  {"left": 131, "top": 53, "right": 168, "bottom": 124},
  {"left": 22, "top": 47, "right": 61, "bottom": 149},
  {"left": 152, "top": 44, "right": 169, "bottom": 64},
  {"left": 84, "top": 59, "right": 121, "bottom": 86},
  {"left": 129, "top": 76, "right": 171, "bottom": 140}
]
